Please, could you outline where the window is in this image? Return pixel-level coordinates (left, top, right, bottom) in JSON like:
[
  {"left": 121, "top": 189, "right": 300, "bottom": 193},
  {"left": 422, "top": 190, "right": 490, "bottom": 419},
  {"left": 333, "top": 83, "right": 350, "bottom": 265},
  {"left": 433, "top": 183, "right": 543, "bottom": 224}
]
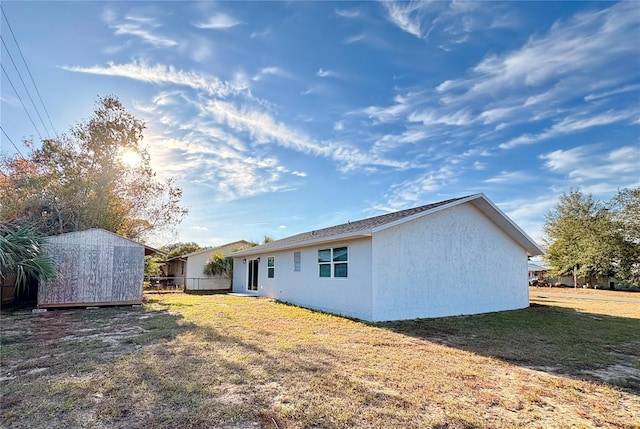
[
  {"left": 267, "top": 256, "right": 275, "bottom": 278},
  {"left": 294, "top": 252, "right": 301, "bottom": 272},
  {"left": 318, "top": 247, "right": 348, "bottom": 278}
]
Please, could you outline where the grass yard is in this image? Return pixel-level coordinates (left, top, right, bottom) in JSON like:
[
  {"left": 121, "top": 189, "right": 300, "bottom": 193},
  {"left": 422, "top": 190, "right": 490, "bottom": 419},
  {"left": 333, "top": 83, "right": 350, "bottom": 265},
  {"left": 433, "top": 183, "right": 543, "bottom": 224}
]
[{"left": 1, "top": 292, "right": 639, "bottom": 429}]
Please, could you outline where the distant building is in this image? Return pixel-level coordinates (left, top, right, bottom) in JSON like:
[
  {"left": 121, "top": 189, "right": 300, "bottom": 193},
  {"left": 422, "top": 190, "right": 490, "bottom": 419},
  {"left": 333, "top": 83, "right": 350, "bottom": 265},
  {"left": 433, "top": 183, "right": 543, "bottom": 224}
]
[{"left": 163, "top": 241, "right": 253, "bottom": 291}]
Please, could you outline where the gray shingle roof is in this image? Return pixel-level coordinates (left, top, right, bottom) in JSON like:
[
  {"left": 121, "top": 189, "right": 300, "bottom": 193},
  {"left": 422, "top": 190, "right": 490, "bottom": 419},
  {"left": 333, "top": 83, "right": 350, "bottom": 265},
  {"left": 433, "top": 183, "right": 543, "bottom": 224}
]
[{"left": 234, "top": 196, "right": 470, "bottom": 255}]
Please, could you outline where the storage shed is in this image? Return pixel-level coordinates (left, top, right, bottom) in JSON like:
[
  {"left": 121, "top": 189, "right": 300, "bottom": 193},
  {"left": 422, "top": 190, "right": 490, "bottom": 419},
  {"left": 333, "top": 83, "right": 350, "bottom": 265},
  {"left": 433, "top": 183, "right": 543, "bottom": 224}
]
[{"left": 39, "top": 229, "right": 145, "bottom": 308}]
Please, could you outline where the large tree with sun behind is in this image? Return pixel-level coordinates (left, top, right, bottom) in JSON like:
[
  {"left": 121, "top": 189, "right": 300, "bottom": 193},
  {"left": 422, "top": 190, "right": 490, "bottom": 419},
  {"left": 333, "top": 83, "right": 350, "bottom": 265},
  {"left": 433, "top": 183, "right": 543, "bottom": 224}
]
[{"left": 0, "top": 95, "right": 187, "bottom": 241}]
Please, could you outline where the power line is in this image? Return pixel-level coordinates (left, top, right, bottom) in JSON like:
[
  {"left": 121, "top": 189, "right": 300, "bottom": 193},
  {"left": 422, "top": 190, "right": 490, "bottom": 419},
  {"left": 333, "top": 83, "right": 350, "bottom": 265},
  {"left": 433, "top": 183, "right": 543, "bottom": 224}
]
[
  {"left": 0, "top": 35, "right": 51, "bottom": 137},
  {"left": 0, "top": 125, "right": 26, "bottom": 159},
  {"left": 0, "top": 4, "right": 58, "bottom": 137},
  {"left": 1, "top": 63, "right": 44, "bottom": 140}
]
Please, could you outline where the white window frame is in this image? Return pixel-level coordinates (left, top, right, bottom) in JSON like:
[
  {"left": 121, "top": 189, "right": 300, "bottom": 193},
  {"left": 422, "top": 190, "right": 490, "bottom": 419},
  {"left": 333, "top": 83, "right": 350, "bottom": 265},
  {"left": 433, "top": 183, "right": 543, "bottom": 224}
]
[
  {"left": 294, "top": 252, "right": 301, "bottom": 272},
  {"left": 267, "top": 256, "right": 275, "bottom": 278},
  {"left": 318, "top": 247, "right": 348, "bottom": 278}
]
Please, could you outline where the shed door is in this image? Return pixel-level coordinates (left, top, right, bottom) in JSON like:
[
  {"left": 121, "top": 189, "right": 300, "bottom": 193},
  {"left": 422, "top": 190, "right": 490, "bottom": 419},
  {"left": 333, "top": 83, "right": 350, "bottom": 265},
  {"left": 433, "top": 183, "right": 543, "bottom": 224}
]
[{"left": 247, "top": 259, "right": 259, "bottom": 291}]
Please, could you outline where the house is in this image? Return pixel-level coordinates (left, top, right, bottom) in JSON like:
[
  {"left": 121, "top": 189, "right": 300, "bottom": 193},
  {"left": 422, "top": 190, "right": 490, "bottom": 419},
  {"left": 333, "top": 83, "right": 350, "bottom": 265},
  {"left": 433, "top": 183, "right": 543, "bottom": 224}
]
[
  {"left": 528, "top": 261, "right": 549, "bottom": 285},
  {"left": 181, "top": 240, "right": 253, "bottom": 291},
  {"left": 38, "top": 229, "right": 154, "bottom": 308},
  {"left": 161, "top": 255, "right": 187, "bottom": 287},
  {"left": 231, "top": 194, "right": 544, "bottom": 322}
]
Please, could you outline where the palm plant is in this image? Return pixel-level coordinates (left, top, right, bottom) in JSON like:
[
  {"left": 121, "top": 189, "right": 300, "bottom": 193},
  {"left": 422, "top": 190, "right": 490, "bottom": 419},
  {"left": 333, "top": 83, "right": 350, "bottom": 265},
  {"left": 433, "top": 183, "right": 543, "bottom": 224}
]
[
  {"left": 203, "top": 252, "right": 233, "bottom": 283},
  {"left": 0, "top": 222, "right": 56, "bottom": 298}
]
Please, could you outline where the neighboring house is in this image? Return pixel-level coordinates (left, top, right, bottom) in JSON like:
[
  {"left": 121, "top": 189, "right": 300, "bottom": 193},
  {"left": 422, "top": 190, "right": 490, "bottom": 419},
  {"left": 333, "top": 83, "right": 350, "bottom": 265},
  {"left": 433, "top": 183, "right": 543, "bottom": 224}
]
[
  {"left": 39, "top": 229, "right": 156, "bottom": 308},
  {"left": 162, "top": 255, "right": 186, "bottom": 287},
  {"left": 182, "top": 240, "right": 253, "bottom": 291},
  {"left": 528, "top": 262, "right": 549, "bottom": 284},
  {"left": 231, "top": 194, "right": 544, "bottom": 322},
  {"left": 546, "top": 273, "right": 618, "bottom": 289},
  {"left": 527, "top": 260, "right": 619, "bottom": 289}
]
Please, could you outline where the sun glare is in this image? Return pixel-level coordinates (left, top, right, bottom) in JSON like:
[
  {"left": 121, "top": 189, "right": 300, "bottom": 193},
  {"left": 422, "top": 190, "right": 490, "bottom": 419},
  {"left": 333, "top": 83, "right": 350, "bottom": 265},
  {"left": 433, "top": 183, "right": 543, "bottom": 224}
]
[{"left": 119, "top": 149, "right": 141, "bottom": 167}]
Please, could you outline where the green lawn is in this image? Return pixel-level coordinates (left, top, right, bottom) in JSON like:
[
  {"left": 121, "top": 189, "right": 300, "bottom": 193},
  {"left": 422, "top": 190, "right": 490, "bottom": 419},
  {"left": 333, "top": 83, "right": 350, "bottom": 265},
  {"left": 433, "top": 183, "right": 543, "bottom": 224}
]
[{"left": 1, "top": 292, "right": 638, "bottom": 428}]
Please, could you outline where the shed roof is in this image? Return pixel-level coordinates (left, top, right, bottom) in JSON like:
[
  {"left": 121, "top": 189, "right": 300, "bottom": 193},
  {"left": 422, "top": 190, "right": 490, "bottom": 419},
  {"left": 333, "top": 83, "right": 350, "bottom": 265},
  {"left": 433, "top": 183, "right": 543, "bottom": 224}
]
[
  {"left": 46, "top": 228, "right": 161, "bottom": 256},
  {"left": 232, "top": 194, "right": 544, "bottom": 257}
]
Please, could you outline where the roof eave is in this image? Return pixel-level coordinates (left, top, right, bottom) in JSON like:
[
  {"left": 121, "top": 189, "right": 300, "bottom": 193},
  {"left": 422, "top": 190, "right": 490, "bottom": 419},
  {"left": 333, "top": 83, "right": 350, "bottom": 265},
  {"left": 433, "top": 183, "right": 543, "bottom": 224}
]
[
  {"left": 370, "top": 194, "right": 484, "bottom": 234},
  {"left": 469, "top": 195, "right": 545, "bottom": 256},
  {"left": 230, "top": 232, "right": 372, "bottom": 257},
  {"left": 371, "top": 193, "right": 544, "bottom": 257}
]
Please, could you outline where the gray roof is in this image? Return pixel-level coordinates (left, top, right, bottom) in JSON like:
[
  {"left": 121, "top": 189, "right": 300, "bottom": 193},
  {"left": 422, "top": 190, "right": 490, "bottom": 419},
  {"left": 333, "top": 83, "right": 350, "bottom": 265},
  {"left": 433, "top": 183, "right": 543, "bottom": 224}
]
[
  {"left": 231, "top": 193, "right": 544, "bottom": 257},
  {"left": 528, "top": 262, "right": 550, "bottom": 272},
  {"left": 165, "top": 240, "right": 252, "bottom": 262}
]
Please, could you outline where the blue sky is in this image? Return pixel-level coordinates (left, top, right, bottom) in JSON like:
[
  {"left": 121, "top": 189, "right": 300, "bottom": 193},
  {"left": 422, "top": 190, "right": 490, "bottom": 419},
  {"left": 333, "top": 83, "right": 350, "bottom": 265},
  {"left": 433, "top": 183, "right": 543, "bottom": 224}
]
[{"left": 1, "top": 1, "right": 639, "bottom": 247}]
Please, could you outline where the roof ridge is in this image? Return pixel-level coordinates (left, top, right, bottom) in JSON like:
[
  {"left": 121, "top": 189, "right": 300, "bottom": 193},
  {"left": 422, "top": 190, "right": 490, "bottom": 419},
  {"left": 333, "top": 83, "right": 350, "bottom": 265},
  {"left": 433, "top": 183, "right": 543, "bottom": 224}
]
[{"left": 242, "top": 195, "right": 472, "bottom": 252}]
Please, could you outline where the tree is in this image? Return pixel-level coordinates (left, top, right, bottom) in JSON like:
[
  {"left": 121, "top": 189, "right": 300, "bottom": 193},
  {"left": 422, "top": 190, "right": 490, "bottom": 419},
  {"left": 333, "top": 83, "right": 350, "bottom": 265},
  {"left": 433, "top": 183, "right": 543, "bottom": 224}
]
[
  {"left": 609, "top": 187, "right": 640, "bottom": 286},
  {"left": 543, "top": 190, "right": 617, "bottom": 287},
  {"left": 162, "top": 242, "right": 203, "bottom": 260},
  {"left": 0, "top": 222, "right": 56, "bottom": 298},
  {"left": 203, "top": 252, "right": 234, "bottom": 286},
  {"left": 144, "top": 256, "right": 163, "bottom": 278},
  {"left": 0, "top": 95, "right": 187, "bottom": 241}
]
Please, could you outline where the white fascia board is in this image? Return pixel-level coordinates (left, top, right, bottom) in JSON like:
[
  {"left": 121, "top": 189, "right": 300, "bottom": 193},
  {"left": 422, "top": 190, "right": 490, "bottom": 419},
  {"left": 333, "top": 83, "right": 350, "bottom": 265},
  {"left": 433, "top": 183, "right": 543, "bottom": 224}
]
[
  {"left": 470, "top": 195, "right": 545, "bottom": 256},
  {"left": 371, "top": 193, "right": 544, "bottom": 256},
  {"left": 370, "top": 194, "right": 484, "bottom": 234},
  {"left": 230, "top": 232, "right": 372, "bottom": 257}
]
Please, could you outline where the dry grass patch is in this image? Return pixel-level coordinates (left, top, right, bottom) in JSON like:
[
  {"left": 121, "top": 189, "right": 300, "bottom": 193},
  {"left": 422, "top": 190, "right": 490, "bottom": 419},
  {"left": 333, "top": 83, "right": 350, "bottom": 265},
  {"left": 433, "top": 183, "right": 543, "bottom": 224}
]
[{"left": 1, "top": 293, "right": 638, "bottom": 429}]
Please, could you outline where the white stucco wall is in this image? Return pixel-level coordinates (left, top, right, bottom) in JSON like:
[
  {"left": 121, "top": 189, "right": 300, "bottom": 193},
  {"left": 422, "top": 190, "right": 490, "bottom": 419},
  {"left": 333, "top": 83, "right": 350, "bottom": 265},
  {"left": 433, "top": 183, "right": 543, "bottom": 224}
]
[
  {"left": 185, "top": 243, "right": 249, "bottom": 291},
  {"left": 371, "top": 203, "right": 529, "bottom": 321},
  {"left": 184, "top": 251, "right": 229, "bottom": 290},
  {"left": 232, "top": 238, "right": 373, "bottom": 320}
]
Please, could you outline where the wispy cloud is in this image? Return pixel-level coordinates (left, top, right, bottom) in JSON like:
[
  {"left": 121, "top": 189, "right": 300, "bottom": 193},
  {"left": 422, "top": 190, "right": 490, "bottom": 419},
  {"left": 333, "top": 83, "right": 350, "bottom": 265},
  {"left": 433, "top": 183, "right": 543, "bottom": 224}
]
[
  {"left": 252, "top": 66, "right": 288, "bottom": 82},
  {"left": 376, "top": 166, "right": 455, "bottom": 211},
  {"left": 194, "top": 13, "right": 242, "bottom": 29},
  {"left": 500, "top": 110, "right": 637, "bottom": 149},
  {"left": 250, "top": 28, "right": 271, "bottom": 39},
  {"left": 360, "top": 1, "right": 639, "bottom": 162},
  {"left": 62, "top": 61, "right": 251, "bottom": 98},
  {"left": 317, "top": 68, "right": 336, "bottom": 78},
  {"left": 344, "top": 33, "right": 366, "bottom": 44},
  {"left": 103, "top": 8, "right": 177, "bottom": 48},
  {"left": 483, "top": 171, "right": 533, "bottom": 184},
  {"left": 584, "top": 84, "right": 640, "bottom": 102},
  {"left": 381, "top": 0, "right": 429, "bottom": 38},
  {"left": 497, "top": 196, "right": 559, "bottom": 242},
  {"left": 335, "top": 8, "right": 360, "bottom": 19},
  {"left": 360, "top": 91, "right": 423, "bottom": 124},
  {"left": 190, "top": 226, "right": 209, "bottom": 231},
  {"left": 540, "top": 144, "right": 640, "bottom": 185},
  {"left": 440, "top": 2, "right": 639, "bottom": 99},
  {"left": 78, "top": 60, "right": 407, "bottom": 179},
  {"left": 408, "top": 109, "right": 475, "bottom": 127}
]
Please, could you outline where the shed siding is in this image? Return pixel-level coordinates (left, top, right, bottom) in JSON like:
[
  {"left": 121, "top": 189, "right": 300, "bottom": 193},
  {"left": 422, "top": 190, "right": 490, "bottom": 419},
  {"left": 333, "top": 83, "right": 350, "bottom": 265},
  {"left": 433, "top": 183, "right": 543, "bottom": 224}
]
[
  {"left": 233, "top": 238, "right": 373, "bottom": 320},
  {"left": 371, "top": 203, "right": 528, "bottom": 321},
  {"left": 39, "top": 229, "right": 144, "bottom": 307}
]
